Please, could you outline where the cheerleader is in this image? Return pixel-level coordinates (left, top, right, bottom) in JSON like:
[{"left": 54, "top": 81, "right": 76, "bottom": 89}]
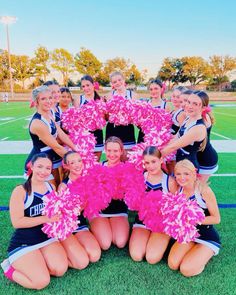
[
  {"left": 161, "top": 91, "right": 207, "bottom": 170},
  {"left": 90, "top": 136, "right": 130, "bottom": 250},
  {"left": 105, "top": 71, "right": 136, "bottom": 151},
  {"left": 179, "top": 89, "right": 193, "bottom": 111},
  {"left": 129, "top": 146, "right": 177, "bottom": 263},
  {"left": 74, "top": 75, "right": 104, "bottom": 161},
  {"left": 59, "top": 87, "right": 73, "bottom": 113},
  {"left": 168, "top": 159, "right": 221, "bottom": 277},
  {"left": 137, "top": 79, "right": 168, "bottom": 143},
  {"left": 170, "top": 86, "right": 187, "bottom": 135},
  {"left": 24, "top": 85, "right": 76, "bottom": 187},
  {"left": 1, "top": 153, "right": 68, "bottom": 289},
  {"left": 195, "top": 91, "right": 218, "bottom": 182},
  {"left": 58, "top": 151, "right": 101, "bottom": 266}
]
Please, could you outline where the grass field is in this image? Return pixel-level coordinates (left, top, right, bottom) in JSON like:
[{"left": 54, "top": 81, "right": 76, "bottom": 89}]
[{"left": 0, "top": 101, "right": 236, "bottom": 295}]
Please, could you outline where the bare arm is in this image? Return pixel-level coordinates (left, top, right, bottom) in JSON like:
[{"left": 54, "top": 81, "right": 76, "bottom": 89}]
[
  {"left": 161, "top": 125, "right": 206, "bottom": 157},
  {"left": 30, "top": 120, "right": 68, "bottom": 157},
  {"left": 10, "top": 186, "right": 59, "bottom": 229},
  {"left": 168, "top": 176, "right": 178, "bottom": 194},
  {"left": 200, "top": 186, "right": 220, "bottom": 225}
]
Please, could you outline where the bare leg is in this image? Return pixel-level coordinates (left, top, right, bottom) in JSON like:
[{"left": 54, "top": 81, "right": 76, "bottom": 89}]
[
  {"left": 168, "top": 241, "right": 195, "bottom": 271},
  {"left": 146, "top": 233, "right": 171, "bottom": 264},
  {"left": 40, "top": 241, "right": 68, "bottom": 277},
  {"left": 12, "top": 250, "right": 50, "bottom": 290},
  {"left": 180, "top": 244, "right": 214, "bottom": 277},
  {"left": 75, "top": 230, "right": 101, "bottom": 263},
  {"left": 90, "top": 217, "right": 112, "bottom": 250},
  {"left": 110, "top": 216, "right": 130, "bottom": 248},
  {"left": 129, "top": 227, "right": 151, "bottom": 261},
  {"left": 198, "top": 174, "right": 211, "bottom": 183},
  {"left": 60, "top": 234, "right": 89, "bottom": 269}
]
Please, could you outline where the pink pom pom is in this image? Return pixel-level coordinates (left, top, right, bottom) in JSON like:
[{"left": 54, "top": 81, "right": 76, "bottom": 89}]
[{"left": 42, "top": 188, "right": 82, "bottom": 240}]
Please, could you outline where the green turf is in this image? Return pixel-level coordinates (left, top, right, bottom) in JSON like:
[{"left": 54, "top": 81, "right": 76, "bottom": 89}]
[{"left": 0, "top": 209, "right": 235, "bottom": 295}]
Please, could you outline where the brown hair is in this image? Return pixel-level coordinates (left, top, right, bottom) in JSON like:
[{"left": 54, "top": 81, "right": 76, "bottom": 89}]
[{"left": 143, "top": 146, "right": 162, "bottom": 159}]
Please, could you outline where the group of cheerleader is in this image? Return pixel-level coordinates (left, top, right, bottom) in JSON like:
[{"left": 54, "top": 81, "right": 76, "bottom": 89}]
[{"left": 1, "top": 71, "right": 221, "bottom": 289}]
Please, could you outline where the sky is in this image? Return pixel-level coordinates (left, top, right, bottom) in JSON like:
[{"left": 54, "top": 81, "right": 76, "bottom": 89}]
[{"left": 0, "top": 0, "right": 236, "bottom": 77}]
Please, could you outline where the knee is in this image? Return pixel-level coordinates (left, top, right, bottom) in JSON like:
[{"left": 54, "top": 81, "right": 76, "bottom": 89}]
[
  {"left": 114, "top": 238, "right": 127, "bottom": 249},
  {"left": 146, "top": 252, "right": 162, "bottom": 265},
  {"left": 34, "top": 275, "right": 50, "bottom": 290},
  {"left": 168, "top": 255, "right": 180, "bottom": 271},
  {"left": 180, "top": 262, "right": 204, "bottom": 277},
  {"left": 129, "top": 248, "right": 145, "bottom": 262},
  {"left": 71, "top": 255, "right": 89, "bottom": 270},
  {"left": 50, "top": 262, "right": 68, "bottom": 277},
  {"left": 100, "top": 239, "right": 112, "bottom": 251}
]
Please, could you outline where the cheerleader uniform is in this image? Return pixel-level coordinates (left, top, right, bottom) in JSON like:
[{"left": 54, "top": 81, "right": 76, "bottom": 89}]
[
  {"left": 133, "top": 171, "right": 169, "bottom": 229},
  {"left": 51, "top": 104, "right": 62, "bottom": 126},
  {"left": 24, "top": 113, "right": 62, "bottom": 177},
  {"left": 137, "top": 98, "right": 167, "bottom": 143},
  {"left": 79, "top": 95, "right": 104, "bottom": 152},
  {"left": 197, "top": 126, "right": 218, "bottom": 175},
  {"left": 188, "top": 190, "right": 221, "bottom": 255},
  {"left": 176, "top": 118, "right": 206, "bottom": 169},
  {"left": 7, "top": 182, "right": 57, "bottom": 264},
  {"left": 62, "top": 177, "right": 88, "bottom": 232},
  {"left": 171, "top": 108, "right": 185, "bottom": 135},
  {"left": 105, "top": 90, "right": 136, "bottom": 149},
  {"left": 99, "top": 161, "right": 128, "bottom": 217}
]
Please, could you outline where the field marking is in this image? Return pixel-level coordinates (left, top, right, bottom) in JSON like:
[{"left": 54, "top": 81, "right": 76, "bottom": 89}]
[
  {"left": 0, "top": 105, "right": 29, "bottom": 111},
  {"left": 214, "top": 111, "right": 236, "bottom": 118},
  {"left": 211, "top": 132, "right": 231, "bottom": 140},
  {"left": 0, "top": 115, "right": 31, "bottom": 126},
  {"left": 212, "top": 174, "right": 236, "bottom": 177},
  {"left": 1, "top": 137, "right": 9, "bottom": 141},
  {"left": 0, "top": 117, "right": 14, "bottom": 121}
]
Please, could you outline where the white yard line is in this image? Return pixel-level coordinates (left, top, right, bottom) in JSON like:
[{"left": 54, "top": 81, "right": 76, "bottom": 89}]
[
  {"left": 211, "top": 132, "right": 231, "bottom": 140},
  {"left": 0, "top": 116, "right": 31, "bottom": 126},
  {"left": 214, "top": 111, "right": 236, "bottom": 118},
  {"left": 0, "top": 176, "right": 23, "bottom": 179},
  {"left": 1, "top": 137, "right": 9, "bottom": 141},
  {"left": 212, "top": 174, "right": 236, "bottom": 177}
]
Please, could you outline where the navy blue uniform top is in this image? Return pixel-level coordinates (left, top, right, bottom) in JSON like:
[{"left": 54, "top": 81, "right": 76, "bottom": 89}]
[
  {"left": 51, "top": 105, "right": 62, "bottom": 126},
  {"left": 8, "top": 182, "right": 53, "bottom": 253},
  {"left": 171, "top": 108, "right": 184, "bottom": 135},
  {"left": 176, "top": 118, "right": 206, "bottom": 169},
  {"left": 24, "top": 112, "right": 61, "bottom": 170}
]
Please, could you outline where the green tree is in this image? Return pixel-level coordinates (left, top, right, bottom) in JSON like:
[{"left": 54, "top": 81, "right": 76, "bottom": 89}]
[
  {"left": 11, "top": 55, "right": 34, "bottom": 89},
  {"left": 32, "top": 46, "right": 50, "bottom": 82},
  {"left": 51, "top": 48, "right": 74, "bottom": 86},
  {"left": 182, "top": 56, "right": 211, "bottom": 86},
  {"left": 0, "top": 50, "right": 9, "bottom": 88},
  {"left": 209, "top": 55, "right": 236, "bottom": 90},
  {"left": 75, "top": 48, "right": 102, "bottom": 78}
]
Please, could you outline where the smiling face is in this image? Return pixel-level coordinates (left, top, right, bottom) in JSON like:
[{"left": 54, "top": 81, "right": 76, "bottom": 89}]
[
  {"left": 171, "top": 89, "right": 182, "bottom": 108},
  {"left": 143, "top": 154, "right": 162, "bottom": 175},
  {"left": 175, "top": 166, "right": 196, "bottom": 188},
  {"left": 81, "top": 79, "right": 94, "bottom": 97},
  {"left": 185, "top": 94, "right": 202, "bottom": 118},
  {"left": 149, "top": 82, "right": 162, "bottom": 99},
  {"left": 60, "top": 91, "right": 72, "bottom": 108},
  {"left": 179, "top": 93, "right": 189, "bottom": 110},
  {"left": 36, "top": 91, "right": 53, "bottom": 112},
  {"left": 31, "top": 157, "right": 52, "bottom": 181},
  {"left": 105, "top": 142, "right": 123, "bottom": 166},
  {"left": 110, "top": 74, "right": 125, "bottom": 91},
  {"left": 48, "top": 84, "right": 61, "bottom": 106},
  {"left": 65, "top": 153, "right": 83, "bottom": 177}
]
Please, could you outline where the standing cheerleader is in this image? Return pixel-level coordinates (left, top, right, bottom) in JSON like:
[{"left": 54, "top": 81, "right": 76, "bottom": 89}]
[
  {"left": 59, "top": 87, "right": 73, "bottom": 113},
  {"left": 74, "top": 75, "right": 104, "bottom": 160},
  {"left": 168, "top": 159, "right": 221, "bottom": 277},
  {"left": 195, "top": 91, "right": 218, "bottom": 181},
  {"left": 129, "top": 146, "right": 177, "bottom": 263},
  {"left": 1, "top": 153, "right": 68, "bottom": 289},
  {"left": 24, "top": 85, "right": 76, "bottom": 187},
  {"left": 161, "top": 91, "right": 207, "bottom": 170},
  {"left": 58, "top": 151, "right": 101, "bottom": 266},
  {"left": 170, "top": 86, "right": 187, "bottom": 135},
  {"left": 137, "top": 79, "right": 168, "bottom": 143},
  {"left": 90, "top": 137, "right": 130, "bottom": 250},
  {"left": 105, "top": 71, "right": 136, "bottom": 150}
]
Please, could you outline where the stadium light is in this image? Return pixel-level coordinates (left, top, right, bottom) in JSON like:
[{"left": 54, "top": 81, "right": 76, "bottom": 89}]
[{"left": 0, "top": 16, "right": 18, "bottom": 100}]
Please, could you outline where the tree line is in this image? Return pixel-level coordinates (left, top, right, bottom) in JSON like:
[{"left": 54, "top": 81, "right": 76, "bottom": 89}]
[{"left": 0, "top": 46, "right": 236, "bottom": 90}]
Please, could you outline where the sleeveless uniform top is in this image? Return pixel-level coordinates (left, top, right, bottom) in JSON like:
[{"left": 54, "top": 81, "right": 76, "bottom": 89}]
[
  {"left": 24, "top": 113, "right": 62, "bottom": 171},
  {"left": 176, "top": 118, "right": 206, "bottom": 169},
  {"left": 105, "top": 90, "right": 136, "bottom": 149},
  {"left": 134, "top": 171, "right": 169, "bottom": 227},
  {"left": 62, "top": 177, "right": 88, "bottom": 230},
  {"left": 8, "top": 182, "right": 54, "bottom": 253},
  {"left": 137, "top": 98, "right": 167, "bottom": 143},
  {"left": 79, "top": 94, "right": 104, "bottom": 150},
  {"left": 197, "top": 125, "right": 218, "bottom": 174},
  {"left": 188, "top": 189, "right": 221, "bottom": 254},
  {"left": 171, "top": 108, "right": 184, "bottom": 135},
  {"left": 51, "top": 104, "right": 62, "bottom": 126}
]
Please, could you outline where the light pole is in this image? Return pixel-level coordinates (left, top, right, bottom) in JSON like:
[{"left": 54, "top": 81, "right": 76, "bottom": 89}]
[{"left": 0, "top": 16, "right": 17, "bottom": 101}]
